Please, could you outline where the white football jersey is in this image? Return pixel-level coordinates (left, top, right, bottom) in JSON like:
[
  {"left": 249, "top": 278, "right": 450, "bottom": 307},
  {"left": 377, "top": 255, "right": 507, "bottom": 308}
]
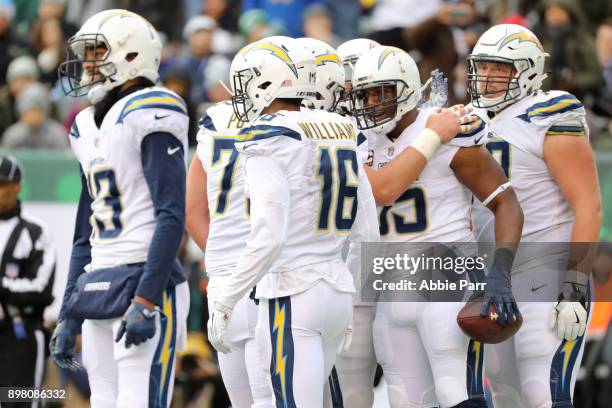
[
  {"left": 233, "top": 109, "right": 379, "bottom": 298},
  {"left": 371, "top": 108, "right": 487, "bottom": 243},
  {"left": 69, "top": 87, "right": 189, "bottom": 269},
  {"left": 474, "top": 91, "right": 585, "bottom": 240},
  {"left": 196, "top": 101, "right": 248, "bottom": 276}
]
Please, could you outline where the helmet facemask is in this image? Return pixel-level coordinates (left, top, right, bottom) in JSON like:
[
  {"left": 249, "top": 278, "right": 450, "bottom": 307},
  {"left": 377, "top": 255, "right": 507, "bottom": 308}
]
[
  {"left": 305, "top": 79, "right": 344, "bottom": 112},
  {"left": 350, "top": 80, "right": 412, "bottom": 131},
  {"left": 58, "top": 33, "right": 117, "bottom": 98},
  {"left": 231, "top": 67, "right": 257, "bottom": 122},
  {"left": 231, "top": 66, "right": 279, "bottom": 123},
  {"left": 335, "top": 57, "right": 358, "bottom": 115},
  {"left": 467, "top": 55, "right": 530, "bottom": 112}
]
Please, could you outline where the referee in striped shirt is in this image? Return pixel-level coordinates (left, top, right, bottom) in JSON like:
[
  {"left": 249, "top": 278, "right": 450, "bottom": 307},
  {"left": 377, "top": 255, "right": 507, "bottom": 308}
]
[{"left": 0, "top": 156, "right": 55, "bottom": 406}]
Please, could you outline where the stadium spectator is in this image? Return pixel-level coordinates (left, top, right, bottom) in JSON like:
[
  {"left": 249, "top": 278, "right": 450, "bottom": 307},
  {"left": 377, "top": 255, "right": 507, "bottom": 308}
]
[
  {"left": 486, "top": 0, "right": 540, "bottom": 24},
  {"left": 116, "top": 0, "right": 184, "bottom": 42},
  {"left": 0, "top": 55, "right": 38, "bottom": 138},
  {"left": 536, "top": 0, "right": 601, "bottom": 100},
  {"left": 593, "top": 241, "right": 612, "bottom": 288},
  {"left": 0, "top": 0, "right": 28, "bottom": 88},
  {"left": 204, "top": 0, "right": 241, "bottom": 33},
  {"left": 238, "top": 8, "right": 285, "bottom": 43},
  {"left": 62, "top": 0, "right": 119, "bottom": 27},
  {"left": 162, "top": 65, "right": 199, "bottom": 146},
  {"left": 177, "top": 15, "right": 232, "bottom": 105},
  {"left": 30, "top": 18, "right": 66, "bottom": 85},
  {"left": 37, "top": 0, "right": 67, "bottom": 21},
  {"left": 325, "top": 0, "right": 361, "bottom": 41},
  {"left": 579, "top": 0, "right": 612, "bottom": 34},
  {"left": 241, "top": 0, "right": 325, "bottom": 37},
  {"left": 203, "top": 0, "right": 243, "bottom": 58},
  {"left": 591, "top": 19, "right": 612, "bottom": 148},
  {"left": 302, "top": 4, "right": 339, "bottom": 46},
  {"left": 203, "top": 53, "right": 231, "bottom": 104},
  {"left": 595, "top": 20, "right": 612, "bottom": 108},
  {"left": 34, "top": 0, "right": 78, "bottom": 38},
  {"left": 1, "top": 83, "right": 68, "bottom": 149},
  {"left": 369, "top": 0, "right": 470, "bottom": 104},
  {"left": 11, "top": 0, "right": 39, "bottom": 35}
]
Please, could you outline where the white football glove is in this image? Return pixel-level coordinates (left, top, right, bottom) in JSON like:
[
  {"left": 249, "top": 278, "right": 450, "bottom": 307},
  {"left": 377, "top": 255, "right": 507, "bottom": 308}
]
[
  {"left": 338, "top": 323, "right": 353, "bottom": 353},
  {"left": 548, "top": 282, "right": 588, "bottom": 341},
  {"left": 207, "top": 301, "right": 233, "bottom": 354}
]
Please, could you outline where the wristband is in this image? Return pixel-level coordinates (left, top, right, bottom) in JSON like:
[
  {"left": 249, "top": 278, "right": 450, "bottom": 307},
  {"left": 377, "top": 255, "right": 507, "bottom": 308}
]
[
  {"left": 482, "top": 182, "right": 511, "bottom": 206},
  {"left": 411, "top": 128, "right": 441, "bottom": 160}
]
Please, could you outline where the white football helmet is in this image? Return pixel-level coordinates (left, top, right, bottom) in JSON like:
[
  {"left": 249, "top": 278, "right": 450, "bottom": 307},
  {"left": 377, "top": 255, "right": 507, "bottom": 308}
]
[
  {"left": 337, "top": 38, "right": 380, "bottom": 82},
  {"left": 336, "top": 38, "right": 380, "bottom": 115},
  {"left": 350, "top": 46, "right": 421, "bottom": 134},
  {"left": 468, "top": 24, "right": 548, "bottom": 112},
  {"left": 59, "top": 9, "right": 162, "bottom": 104},
  {"left": 230, "top": 36, "right": 316, "bottom": 122},
  {"left": 296, "top": 38, "right": 344, "bottom": 112}
]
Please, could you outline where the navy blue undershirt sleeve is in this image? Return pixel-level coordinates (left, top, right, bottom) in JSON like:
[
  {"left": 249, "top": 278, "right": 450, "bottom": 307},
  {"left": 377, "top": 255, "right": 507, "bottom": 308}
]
[
  {"left": 136, "top": 132, "right": 186, "bottom": 305},
  {"left": 59, "top": 166, "right": 92, "bottom": 320}
]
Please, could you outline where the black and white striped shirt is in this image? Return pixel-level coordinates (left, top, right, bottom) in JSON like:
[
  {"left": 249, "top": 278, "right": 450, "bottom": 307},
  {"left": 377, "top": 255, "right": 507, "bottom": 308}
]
[{"left": 0, "top": 203, "right": 55, "bottom": 327}]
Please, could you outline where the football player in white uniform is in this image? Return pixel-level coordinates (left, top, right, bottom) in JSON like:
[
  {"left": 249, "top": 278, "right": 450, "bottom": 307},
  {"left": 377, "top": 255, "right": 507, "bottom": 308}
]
[
  {"left": 185, "top": 47, "right": 275, "bottom": 406},
  {"left": 350, "top": 46, "right": 524, "bottom": 408},
  {"left": 49, "top": 10, "right": 190, "bottom": 408},
  {"left": 296, "top": 37, "right": 364, "bottom": 407},
  {"left": 336, "top": 38, "right": 381, "bottom": 117},
  {"left": 205, "top": 36, "right": 379, "bottom": 407},
  {"left": 468, "top": 24, "right": 602, "bottom": 408},
  {"left": 336, "top": 39, "right": 481, "bottom": 408}
]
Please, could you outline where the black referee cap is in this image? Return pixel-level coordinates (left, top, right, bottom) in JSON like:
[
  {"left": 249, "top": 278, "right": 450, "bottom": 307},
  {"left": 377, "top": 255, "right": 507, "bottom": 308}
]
[{"left": 0, "top": 156, "right": 22, "bottom": 182}]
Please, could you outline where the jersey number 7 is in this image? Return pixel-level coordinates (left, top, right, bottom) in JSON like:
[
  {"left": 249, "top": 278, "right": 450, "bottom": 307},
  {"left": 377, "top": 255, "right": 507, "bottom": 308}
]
[{"left": 212, "top": 138, "right": 240, "bottom": 216}]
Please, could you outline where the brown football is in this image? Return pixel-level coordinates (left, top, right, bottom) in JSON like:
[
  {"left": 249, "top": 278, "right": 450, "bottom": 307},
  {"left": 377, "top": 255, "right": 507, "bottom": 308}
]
[{"left": 457, "top": 295, "right": 523, "bottom": 344}]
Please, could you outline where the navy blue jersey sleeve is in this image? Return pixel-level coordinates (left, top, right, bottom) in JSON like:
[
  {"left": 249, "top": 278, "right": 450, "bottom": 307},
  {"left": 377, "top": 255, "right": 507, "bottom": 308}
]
[
  {"left": 137, "top": 132, "right": 186, "bottom": 305},
  {"left": 59, "top": 167, "right": 92, "bottom": 320}
]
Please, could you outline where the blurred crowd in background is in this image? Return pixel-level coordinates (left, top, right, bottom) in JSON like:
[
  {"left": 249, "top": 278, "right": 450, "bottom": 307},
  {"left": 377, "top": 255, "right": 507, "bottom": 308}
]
[
  {"left": 0, "top": 0, "right": 611, "bottom": 150},
  {"left": 1, "top": 0, "right": 612, "bottom": 406}
]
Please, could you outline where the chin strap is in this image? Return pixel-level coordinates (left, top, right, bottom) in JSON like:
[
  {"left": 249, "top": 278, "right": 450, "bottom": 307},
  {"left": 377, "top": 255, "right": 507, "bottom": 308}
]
[{"left": 88, "top": 84, "right": 109, "bottom": 104}]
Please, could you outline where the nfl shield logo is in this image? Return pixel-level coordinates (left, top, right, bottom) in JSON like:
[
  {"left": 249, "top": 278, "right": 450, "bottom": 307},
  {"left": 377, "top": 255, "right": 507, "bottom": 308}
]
[
  {"left": 6, "top": 263, "right": 19, "bottom": 279},
  {"left": 388, "top": 147, "right": 395, "bottom": 156}
]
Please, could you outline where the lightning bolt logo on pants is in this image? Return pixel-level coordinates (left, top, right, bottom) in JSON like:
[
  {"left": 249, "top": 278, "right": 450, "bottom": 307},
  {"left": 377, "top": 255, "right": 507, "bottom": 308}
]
[
  {"left": 269, "top": 297, "right": 296, "bottom": 408},
  {"left": 560, "top": 339, "right": 576, "bottom": 389},
  {"left": 466, "top": 339, "right": 484, "bottom": 397},
  {"left": 273, "top": 300, "right": 288, "bottom": 402}
]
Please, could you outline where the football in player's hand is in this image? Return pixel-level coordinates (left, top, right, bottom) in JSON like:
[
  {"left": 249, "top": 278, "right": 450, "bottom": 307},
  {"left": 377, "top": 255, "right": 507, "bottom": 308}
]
[{"left": 457, "top": 295, "right": 522, "bottom": 343}]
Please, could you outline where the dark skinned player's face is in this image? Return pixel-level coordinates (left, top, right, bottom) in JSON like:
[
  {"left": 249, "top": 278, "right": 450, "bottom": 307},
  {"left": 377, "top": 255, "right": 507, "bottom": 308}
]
[{"left": 361, "top": 85, "right": 397, "bottom": 122}]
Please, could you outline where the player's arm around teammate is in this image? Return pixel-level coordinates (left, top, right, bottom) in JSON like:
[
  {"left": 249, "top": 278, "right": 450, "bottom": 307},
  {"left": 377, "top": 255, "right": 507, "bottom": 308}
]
[
  {"left": 544, "top": 124, "right": 602, "bottom": 340},
  {"left": 451, "top": 142, "right": 524, "bottom": 324},
  {"left": 363, "top": 105, "right": 480, "bottom": 205}
]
